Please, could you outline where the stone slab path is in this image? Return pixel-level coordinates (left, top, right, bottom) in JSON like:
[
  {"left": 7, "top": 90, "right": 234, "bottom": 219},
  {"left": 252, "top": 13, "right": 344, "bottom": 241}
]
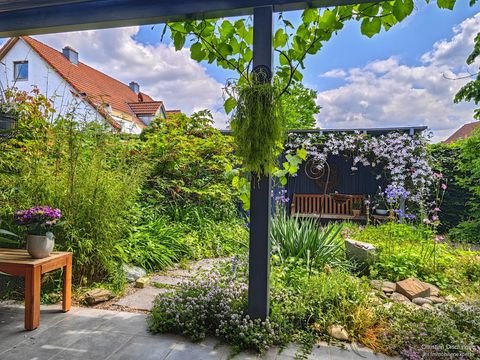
[
  {"left": 115, "top": 258, "right": 228, "bottom": 311},
  {"left": 0, "top": 304, "right": 398, "bottom": 360}
]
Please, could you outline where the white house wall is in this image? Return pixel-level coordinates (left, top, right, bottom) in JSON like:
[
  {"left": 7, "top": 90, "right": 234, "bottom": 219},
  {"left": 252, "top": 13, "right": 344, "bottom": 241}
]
[{"left": 0, "top": 38, "right": 139, "bottom": 134}]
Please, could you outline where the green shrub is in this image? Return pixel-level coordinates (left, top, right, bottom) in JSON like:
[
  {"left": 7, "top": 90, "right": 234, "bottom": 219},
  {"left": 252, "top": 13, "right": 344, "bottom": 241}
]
[
  {"left": 0, "top": 99, "right": 145, "bottom": 288},
  {"left": 429, "top": 143, "right": 472, "bottom": 232},
  {"left": 448, "top": 220, "right": 480, "bottom": 244},
  {"left": 270, "top": 215, "right": 347, "bottom": 272},
  {"left": 115, "top": 216, "right": 190, "bottom": 272},
  {"left": 0, "top": 91, "right": 246, "bottom": 291},
  {"left": 270, "top": 265, "right": 371, "bottom": 332},
  {"left": 347, "top": 223, "right": 479, "bottom": 294},
  {"left": 382, "top": 302, "right": 480, "bottom": 359}
]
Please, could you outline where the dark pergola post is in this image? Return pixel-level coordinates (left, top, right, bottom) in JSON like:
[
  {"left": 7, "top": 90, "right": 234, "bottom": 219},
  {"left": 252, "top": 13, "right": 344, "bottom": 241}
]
[{"left": 248, "top": 5, "right": 273, "bottom": 320}]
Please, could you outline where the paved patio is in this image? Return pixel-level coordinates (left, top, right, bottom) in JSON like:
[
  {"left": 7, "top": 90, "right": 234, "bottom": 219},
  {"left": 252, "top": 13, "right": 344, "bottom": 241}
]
[{"left": 0, "top": 304, "right": 396, "bottom": 360}]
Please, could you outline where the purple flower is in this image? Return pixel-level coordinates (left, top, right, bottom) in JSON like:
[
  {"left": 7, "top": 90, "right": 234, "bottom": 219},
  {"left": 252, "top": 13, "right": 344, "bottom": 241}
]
[{"left": 14, "top": 206, "right": 62, "bottom": 229}]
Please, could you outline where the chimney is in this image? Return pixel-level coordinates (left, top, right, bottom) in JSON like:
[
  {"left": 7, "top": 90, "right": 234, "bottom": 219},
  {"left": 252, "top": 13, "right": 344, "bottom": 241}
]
[
  {"left": 129, "top": 81, "right": 140, "bottom": 94},
  {"left": 62, "top": 46, "right": 79, "bottom": 65}
]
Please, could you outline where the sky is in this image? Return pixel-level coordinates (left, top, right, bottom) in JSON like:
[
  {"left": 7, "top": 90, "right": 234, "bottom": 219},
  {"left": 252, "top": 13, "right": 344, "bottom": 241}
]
[{"left": 0, "top": 1, "right": 479, "bottom": 142}]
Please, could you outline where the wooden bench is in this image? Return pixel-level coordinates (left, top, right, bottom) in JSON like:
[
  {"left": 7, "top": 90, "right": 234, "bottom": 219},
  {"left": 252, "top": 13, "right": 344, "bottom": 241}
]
[
  {"left": 291, "top": 193, "right": 367, "bottom": 220},
  {"left": 0, "top": 249, "right": 72, "bottom": 330}
]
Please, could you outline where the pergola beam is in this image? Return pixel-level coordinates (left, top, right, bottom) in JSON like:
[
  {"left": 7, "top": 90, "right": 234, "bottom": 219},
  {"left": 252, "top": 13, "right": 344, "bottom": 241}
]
[{"left": 0, "top": 0, "right": 380, "bottom": 37}]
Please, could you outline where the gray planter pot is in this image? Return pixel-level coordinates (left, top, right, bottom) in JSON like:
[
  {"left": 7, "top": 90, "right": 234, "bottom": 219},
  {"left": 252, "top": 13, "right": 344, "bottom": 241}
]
[{"left": 26, "top": 232, "right": 55, "bottom": 259}]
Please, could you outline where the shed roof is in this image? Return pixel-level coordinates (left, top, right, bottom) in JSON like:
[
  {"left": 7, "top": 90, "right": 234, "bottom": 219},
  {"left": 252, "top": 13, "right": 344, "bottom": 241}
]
[{"left": 220, "top": 126, "right": 428, "bottom": 136}]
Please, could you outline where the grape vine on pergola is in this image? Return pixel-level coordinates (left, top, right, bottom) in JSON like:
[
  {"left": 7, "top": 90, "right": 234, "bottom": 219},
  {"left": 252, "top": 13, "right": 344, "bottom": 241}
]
[{"left": 0, "top": 0, "right": 468, "bottom": 319}]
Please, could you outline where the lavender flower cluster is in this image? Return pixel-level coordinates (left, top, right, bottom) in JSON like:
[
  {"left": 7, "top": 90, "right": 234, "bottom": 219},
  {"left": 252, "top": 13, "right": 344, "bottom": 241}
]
[
  {"left": 384, "top": 185, "right": 410, "bottom": 203},
  {"left": 149, "top": 271, "right": 280, "bottom": 352},
  {"left": 274, "top": 189, "right": 289, "bottom": 205},
  {"left": 14, "top": 206, "right": 62, "bottom": 228}
]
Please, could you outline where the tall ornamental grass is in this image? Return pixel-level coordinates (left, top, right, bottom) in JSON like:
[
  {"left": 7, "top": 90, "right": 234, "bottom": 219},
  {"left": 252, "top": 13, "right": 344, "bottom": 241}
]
[{"left": 270, "top": 214, "right": 346, "bottom": 272}]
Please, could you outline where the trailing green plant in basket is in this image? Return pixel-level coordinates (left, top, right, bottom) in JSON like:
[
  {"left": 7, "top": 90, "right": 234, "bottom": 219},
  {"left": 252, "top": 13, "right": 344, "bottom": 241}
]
[{"left": 230, "top": 81, "right": 284, "bottom": 175}]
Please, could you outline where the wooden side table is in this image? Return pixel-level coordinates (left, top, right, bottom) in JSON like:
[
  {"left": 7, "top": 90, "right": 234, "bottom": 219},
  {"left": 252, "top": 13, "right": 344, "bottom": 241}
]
[{"left": 0, "top": 249, "right": 72, "bottom": 330}]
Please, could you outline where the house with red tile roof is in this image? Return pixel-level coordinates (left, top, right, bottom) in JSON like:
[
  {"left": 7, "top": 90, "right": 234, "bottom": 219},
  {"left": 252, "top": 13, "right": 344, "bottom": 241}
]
[
  {"left": 0, "top": 36, "right": 167, "bottom": 134},
  {"left": 443, "top": 121, "right": 480, "bottom": 144}
]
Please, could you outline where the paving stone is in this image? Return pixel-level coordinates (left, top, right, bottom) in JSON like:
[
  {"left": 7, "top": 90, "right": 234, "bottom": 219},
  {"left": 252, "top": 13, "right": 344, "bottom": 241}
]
[
  {"left": 165, "top": 269, "right": 196, "bottom": 278},
  {"left": 116, "top": 287, "right": 171, "bottom": 311},
  {"left": 329, "top": 346, "right": 356, "bottom": 360},
  {"left": 308, "top": 342, "right": 330, "bottom": 359},
  {"left": 106, "top": 334, "right": 179, "bottom": 360},
  {"left": 187, "top": 258, "right": 229, "bottom": 272},
  {"left": 277, "top": 343, "right": 303, "bottom": 357},
  {"left": 50, "top": 331, "right": 132, "bottom": 360},
  {"left": 0, "top": 305, "right": 401, "bottom": 360},
  {"left": 165, "top": 340, "right": 229, "bottom": 360},
  {"left": 151, "top": 275, "right": 188, "bottom": 287},
  {"left": 97, "top": 312, "right": 150, "bottom": 336},
  {"left": 395, "top": 278, "right": 430, "bottom": 300}
]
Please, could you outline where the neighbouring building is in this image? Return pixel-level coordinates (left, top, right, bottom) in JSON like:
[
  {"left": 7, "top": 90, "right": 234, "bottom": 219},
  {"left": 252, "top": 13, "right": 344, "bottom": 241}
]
[
  {"left": 0, "top": 36, "right": 169, "bottom": 134},
  {"left": 443, "top": 121, "right": 480, "bottom": 144}
]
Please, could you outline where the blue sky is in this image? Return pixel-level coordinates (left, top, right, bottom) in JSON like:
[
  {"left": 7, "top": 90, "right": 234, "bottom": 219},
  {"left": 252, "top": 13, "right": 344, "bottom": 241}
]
[
  {"left": 1, "top": 2, "right": 479, "bottom": 141},
  {"left": 134, "top": 1, "right": 477, "bottom": 91}
]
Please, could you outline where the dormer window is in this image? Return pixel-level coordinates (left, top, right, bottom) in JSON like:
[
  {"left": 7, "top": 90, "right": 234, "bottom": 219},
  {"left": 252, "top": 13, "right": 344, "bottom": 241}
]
[{"left": 14, "top": 61, "right": 28, "bottom": 81}]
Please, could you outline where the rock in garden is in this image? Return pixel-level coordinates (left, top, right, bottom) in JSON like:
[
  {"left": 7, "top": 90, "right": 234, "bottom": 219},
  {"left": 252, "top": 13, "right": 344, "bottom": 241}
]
[
  {"left": 370, "top": 280, "right": 396, "bottom": 292},
  {"left": 426, "top": 296, "right": 446, "bottom": 304},
  {"left": 421, "top": 282, "right": 440, "bottom": 297},
  {"left": 395, "top": 278, "right": 430, "bottom": 300},
  {"left": 382, "top": 282, "right": 396, "bottom": 293},
  {"left": 390, "top": 292, "right": 411, "bottom": 303},
  {"left": 421, "top": 303, "right": 434, "bottom": 311},
  {"left": 123, "top": 264, "right": 146, "bottom": 282},
  {"left": 84, "top": 288, "right": 113, "bottom": 306},
  {"left": 327, "top": 325, "right": 349, "bottom": 341},
  {"left": 345, "top": 239, "right": 377, "bottom": 265},
  {"left": 412, "top": 297, "right": 433, "bottom": 306},
  {"left": 370, "top": 280, "right": 383, "bottom": 291},
  {"left": 135, "top": 277, "right": 150, "bottom": 289}
]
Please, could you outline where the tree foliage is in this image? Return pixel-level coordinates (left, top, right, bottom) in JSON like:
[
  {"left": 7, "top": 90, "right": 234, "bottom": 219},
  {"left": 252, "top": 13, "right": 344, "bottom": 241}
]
[
  {"left": 281, "top": 82, "right": 320, "bottom": 129},
  {"left": 166, "top": 0, "right": 470, "bottom": 108},
  {"left": 455, "top": 32, "right": 480, "bottom": 120}
]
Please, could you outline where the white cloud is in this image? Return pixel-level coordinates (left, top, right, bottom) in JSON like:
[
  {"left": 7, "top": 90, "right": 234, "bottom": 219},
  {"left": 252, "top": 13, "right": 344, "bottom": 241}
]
[
  {"left": 316, "top": 13, "right": 480, "bottom": 142},
  {"left": 31, "top": 27, "right": 228, "bottom": 127}
]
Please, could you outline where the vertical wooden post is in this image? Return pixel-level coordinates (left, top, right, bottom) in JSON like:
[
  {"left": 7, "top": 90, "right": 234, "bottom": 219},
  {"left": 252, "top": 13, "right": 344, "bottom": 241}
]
[
  {"left": 24, "top": 265, "right": 41, "bottom": 330},
  {"left": 63, "top": 253, "right": 72, "bottom": 312},
  {"left": 248, "top": 5, "right": 273, "bottom": 320}
]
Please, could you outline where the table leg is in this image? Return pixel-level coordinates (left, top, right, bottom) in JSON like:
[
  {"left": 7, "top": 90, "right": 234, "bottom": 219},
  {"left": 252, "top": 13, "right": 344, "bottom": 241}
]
[
  {"left": 62, "top": 253, "right": 72, "bottom": 312},
  {"left": 24, "top": 265, "right": 41, "bottom": 331}
]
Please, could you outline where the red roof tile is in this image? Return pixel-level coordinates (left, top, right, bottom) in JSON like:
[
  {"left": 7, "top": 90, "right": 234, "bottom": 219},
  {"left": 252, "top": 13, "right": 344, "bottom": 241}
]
[
  {"left": 444, "top": 121, "right": 480, "bottom": 143},
  {"left": 1, "top": 36, "right": 164, "bottom": 130},
  {"left": 128, "top": 101, "right": 163, "bottom": 115}
]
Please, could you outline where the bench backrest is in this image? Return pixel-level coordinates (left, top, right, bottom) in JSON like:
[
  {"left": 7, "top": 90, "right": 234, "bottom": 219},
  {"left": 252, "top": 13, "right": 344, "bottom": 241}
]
[{"left": 291, "top": 193, "right": 365, "bottom": 216}]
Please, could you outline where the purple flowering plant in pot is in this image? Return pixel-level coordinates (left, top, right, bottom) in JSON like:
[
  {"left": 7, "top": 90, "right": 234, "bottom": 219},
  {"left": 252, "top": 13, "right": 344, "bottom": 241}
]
[{"left": 13, "top": 206, "right": 62, "bottom": 258}]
